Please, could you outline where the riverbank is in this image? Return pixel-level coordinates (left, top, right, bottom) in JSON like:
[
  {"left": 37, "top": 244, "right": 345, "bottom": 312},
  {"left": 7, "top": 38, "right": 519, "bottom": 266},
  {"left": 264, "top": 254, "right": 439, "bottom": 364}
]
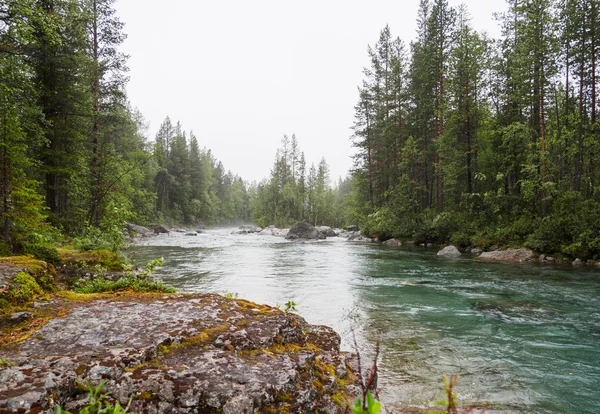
[{"left": 0, "top": 252, "right": 371, "bottom": 413}]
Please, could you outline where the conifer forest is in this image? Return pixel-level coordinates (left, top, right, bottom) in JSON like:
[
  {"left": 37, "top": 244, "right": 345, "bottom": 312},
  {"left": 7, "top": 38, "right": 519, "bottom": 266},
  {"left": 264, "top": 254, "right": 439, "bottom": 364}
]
[{"left": 1, "top": 0, "right": 600, "bottom": 261}]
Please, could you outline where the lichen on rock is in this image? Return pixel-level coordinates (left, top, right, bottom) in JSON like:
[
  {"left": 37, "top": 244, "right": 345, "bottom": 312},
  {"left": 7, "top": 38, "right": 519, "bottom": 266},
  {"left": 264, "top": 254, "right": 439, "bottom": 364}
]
[{"left": 0, "top": 293, "right": 368, "bottom": 413}]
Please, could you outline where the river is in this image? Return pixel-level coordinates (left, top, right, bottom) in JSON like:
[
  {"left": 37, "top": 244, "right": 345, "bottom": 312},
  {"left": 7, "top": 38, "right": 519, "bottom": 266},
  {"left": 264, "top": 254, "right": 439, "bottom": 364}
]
[{"left": 125, "top": 228, "right": 600, "bottom": 413}]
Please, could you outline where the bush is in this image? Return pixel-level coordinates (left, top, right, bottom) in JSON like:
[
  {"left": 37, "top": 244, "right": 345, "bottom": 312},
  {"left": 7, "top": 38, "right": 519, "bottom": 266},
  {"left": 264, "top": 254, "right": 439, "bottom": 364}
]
[
  {"left": 73, "top": 258, "right": 176, "bottom": 294},
  {"left": 23, "top": 244, "right": 61, "bottom": 266}
]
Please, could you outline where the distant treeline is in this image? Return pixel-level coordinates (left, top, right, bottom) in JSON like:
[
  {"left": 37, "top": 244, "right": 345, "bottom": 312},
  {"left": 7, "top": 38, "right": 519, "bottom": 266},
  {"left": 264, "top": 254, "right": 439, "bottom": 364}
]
[{"left": 348, "top": 0, "right": 600, "bottom": 259}]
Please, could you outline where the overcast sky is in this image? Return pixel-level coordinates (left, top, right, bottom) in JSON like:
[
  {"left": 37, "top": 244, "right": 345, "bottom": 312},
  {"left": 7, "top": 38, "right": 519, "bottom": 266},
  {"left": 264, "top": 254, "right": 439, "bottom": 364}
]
[{"left": 117, "top": 0, "right": 507, "bottom": 184}]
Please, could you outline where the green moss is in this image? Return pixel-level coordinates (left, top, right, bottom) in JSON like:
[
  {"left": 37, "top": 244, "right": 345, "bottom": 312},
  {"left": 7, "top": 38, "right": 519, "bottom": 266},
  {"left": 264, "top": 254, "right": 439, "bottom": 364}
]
[
  {"left": 0, "top": 256, "right": 54, "bottom": 276},
  {"left": 58, "top": 248, "right": 125, "bottom": 271},
  {"left": 10, "top": 272, "right": 43, "bottom": 303}
]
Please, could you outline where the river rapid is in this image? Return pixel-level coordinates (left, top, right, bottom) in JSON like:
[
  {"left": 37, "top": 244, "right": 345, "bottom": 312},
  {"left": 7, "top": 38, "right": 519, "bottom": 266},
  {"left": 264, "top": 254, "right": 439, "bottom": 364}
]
[{"left": 125, "top": 228, "right": 600, "bottom": 413}]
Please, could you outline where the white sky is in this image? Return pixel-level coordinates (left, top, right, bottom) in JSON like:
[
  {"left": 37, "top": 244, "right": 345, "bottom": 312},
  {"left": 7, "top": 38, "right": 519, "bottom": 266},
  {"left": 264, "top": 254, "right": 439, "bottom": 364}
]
[{"left": 117, "top": 0, "right": 507, "bottom": 184}]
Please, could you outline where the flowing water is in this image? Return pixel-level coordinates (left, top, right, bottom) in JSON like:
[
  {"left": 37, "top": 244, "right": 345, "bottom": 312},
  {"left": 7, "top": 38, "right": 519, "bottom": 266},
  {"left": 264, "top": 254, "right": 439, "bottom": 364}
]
[{"left": 125, "top": 229, "right": 600, "bottom": 413}]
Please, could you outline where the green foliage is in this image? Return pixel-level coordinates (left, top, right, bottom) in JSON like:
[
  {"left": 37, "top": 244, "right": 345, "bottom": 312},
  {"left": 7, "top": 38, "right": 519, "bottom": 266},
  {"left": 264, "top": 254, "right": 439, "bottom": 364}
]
[
  {"left": 276, "top": 300, "right": 298, "bottom": 313},
  {"left": 23, "top": 244, "right": 61, "bottom": 266},
  {"left": 8, "top": 271, "right": 43, "bottom": 305},
  {"left": 251, "top": 135, "right": 347, "bottom": 228},
  {"left": 350, "top": 391, "right": 381, "bottom": 414},
  {"left": 54, "top": 380, "right": 132, "bottom": 414},
  {"left": 283, "top": 300, "right": 297, "bottom": 312},
  {"left": 73, "top": 258, "right": 175, "bottom": 294}
]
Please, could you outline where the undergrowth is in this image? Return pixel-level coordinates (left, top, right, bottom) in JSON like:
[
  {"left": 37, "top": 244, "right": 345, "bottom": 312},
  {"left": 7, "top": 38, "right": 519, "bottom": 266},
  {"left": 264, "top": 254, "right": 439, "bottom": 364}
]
[
  {"left": 73, "top": 258, "right": 176, "bottom": 294},
  {"left": 54, "top": 380, "right": 132, "bottom": 414}
]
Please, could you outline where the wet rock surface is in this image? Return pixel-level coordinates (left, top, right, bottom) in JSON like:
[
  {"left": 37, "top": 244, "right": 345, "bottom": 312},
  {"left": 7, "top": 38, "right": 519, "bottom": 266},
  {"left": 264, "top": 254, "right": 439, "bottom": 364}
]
[
  {"left": 478, "top": 248, "right": 537, "bottom": 263},
  {"left": 437, "top": 245, "right": 461, "bottom": 258},
  {"left": 0, "top": 294, "right": 364, "bottom": 413},
  {"left": 317, "top": 226, "right": 337, "bottom": 238},
  {"left": 286, "top": 222, "right": 326, "bottom": 241}
]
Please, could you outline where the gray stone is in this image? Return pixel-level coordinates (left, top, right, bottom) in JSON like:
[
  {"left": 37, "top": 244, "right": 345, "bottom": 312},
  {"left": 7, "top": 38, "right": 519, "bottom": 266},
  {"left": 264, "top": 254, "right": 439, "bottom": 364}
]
[
  {"left": 479, "top": 248, "right": 537, "bottom": 263},
  {"left": 153, "top": 225, "right": 170, "bottom": 234},
  {"left": 437, "top": 245, "right": 461, "bottom": 258},
  {"left": 10, "top": 311, "right": 34, "bottom": 323},
  {"left": 317, "top": 226, "right": 337, "bottom": 238},
  {"left": 345, "top": 225, "right": 360, "bottom": 232},
  {"left": 0, "top": 294, "right": 367, "bottom": 413},
  {"left": 125, "top": 224, "right": 152, "bottom": 236},
  {"left": 383, "top": 239, "right": 402, "bottom": 247},
  {"left": 573, "top": 258, "right": 584, "bottom": 266},
  {"left": 239, "top": 225, "right": 262, "bottom": 233},
  {"left": 286, "top": 222, "right": 326, "bottom": 240},
  {"left": 185, "top": 232, "right": 198, "bottom": 236}
]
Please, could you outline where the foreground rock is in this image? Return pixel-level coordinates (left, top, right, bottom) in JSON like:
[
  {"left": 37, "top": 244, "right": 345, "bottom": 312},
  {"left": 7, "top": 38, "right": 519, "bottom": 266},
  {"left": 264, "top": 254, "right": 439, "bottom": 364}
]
[
  {"left": 0, "top": 293, "right": 365, "bottom": 413},
  {"left": 437, "top": 245, "right": 461, "bottom": 258},
  {"left": 478, "top": 248, "right": 537, "bottom": 263},
  {"left": 286, "top": 222, "right": 326, "bottom": 241}
]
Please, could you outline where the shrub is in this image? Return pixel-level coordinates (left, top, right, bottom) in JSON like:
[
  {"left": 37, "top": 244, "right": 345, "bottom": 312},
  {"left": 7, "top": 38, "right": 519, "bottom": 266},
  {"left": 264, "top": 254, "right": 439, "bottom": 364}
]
[
  {"left": 73, "top": 258, "right": 176, "bottom": 294},
  {"left": 23, "top": 244, "right": 61, "bottom": 266}
]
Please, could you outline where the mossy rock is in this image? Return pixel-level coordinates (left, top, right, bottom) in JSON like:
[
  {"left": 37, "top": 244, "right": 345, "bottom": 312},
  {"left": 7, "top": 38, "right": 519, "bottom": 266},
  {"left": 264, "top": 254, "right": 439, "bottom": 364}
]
[
  {"left": 0, "top": 257, "right": 57, "bottom": 314},
  {"left": 58, "top": 248, "right": 125, "bottom": 271},
  {"left": 0, "top": 256, "right": 56, "bottom": 277}
]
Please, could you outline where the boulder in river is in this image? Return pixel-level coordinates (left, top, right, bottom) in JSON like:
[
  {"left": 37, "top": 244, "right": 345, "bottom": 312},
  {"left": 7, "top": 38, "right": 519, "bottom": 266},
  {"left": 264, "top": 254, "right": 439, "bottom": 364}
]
[
  {"left": 317, "top": 226, "right": 337, "bottom": 238},
  {"left": 185, "top": 232, "right": 198, "bottom": 236},
  {"left": 345, "top": 225, "right": 360, "bottom": 232},
  {"left": 0, "top": 294, "right": 368, "bottom": 413},
  {"left": 239, "top": 225, "right": 262, "bottom": 233},
  {"left": 384, "top": 238, "right": 403, "bottom": 247},
  {"left": 125, "top": 224, "right": 152, "bottom": 236},
  {"left": 286, "top": 222, "right": 326, "bottom": 240},
  {"left": 478, "top": 248, "right": 537, "bottom": 263},
  {"left": 437, "top": 245, "right": 461, "bottom": 258},
  {"left": 153, "top": 225, "right": 170, "bottom": 234}
]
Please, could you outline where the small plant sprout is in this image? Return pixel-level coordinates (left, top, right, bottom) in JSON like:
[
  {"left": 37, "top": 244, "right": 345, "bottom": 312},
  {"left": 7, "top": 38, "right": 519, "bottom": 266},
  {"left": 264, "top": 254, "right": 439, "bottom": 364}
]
[
  {"left": 54, "top": 380, "right": 133, "bottom": 414},
  {"left": 350, "top": 329, "right": 381, "bottom": 414},
  {"left": 223, "top": 291, "right": 239, "bottom": 299},
  {"left": 283, "top": 300, "right": 297, "bottom": 312},
  {"left": 444, "top": 374, "right": 459, "bottom": 414}
]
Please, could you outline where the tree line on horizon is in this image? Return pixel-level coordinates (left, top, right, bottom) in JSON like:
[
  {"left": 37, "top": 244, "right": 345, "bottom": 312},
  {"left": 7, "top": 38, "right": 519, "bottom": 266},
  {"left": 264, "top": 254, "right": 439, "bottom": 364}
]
[
  {"left": 3, "top": 0, "right": 600, "bottom": 261},
  {"left": 348, "top": 0, "right": 600, "bottom": 259}
]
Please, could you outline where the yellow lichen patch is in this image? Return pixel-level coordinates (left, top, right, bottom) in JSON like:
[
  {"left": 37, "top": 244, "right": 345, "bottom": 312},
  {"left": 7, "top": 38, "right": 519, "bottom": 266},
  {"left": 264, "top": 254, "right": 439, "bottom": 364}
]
[
  {"left": 232, "top": 298, "right": 274, "bottom": 313},
  {"left": 331, "top": 392, "right": 349, "bottom": 408},
  {"left": 56, "top": 290, "right": 174, "bottom": 304},
  {"left": 311, "top": 379, "right": 324, "bottom": 392},
  {"left": 160, "top": 322, "right": 232, "bottom": 355},
  {"left": 274, "top": 391, "right": 294, "bottom": 403},
  {"left": 0, "top": 304, "right": 70, "bottom": 348},
  {"left": 0, "top": 256, "right": 54, "bottom": 276},
  {"left": 58, "top": 248, "right": 124, "bottom": 270}
]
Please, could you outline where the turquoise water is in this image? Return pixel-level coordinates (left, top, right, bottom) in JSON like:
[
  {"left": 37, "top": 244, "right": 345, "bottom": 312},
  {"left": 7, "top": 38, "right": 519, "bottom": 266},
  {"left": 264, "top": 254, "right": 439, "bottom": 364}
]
[{"left": 125, "top": 229, "right": 600, "bottom": 413}]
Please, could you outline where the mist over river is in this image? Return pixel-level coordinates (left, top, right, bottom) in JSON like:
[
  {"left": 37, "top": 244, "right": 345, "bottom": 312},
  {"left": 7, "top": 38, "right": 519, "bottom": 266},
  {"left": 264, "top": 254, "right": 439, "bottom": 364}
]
[{"left": 125, "top": 228, "right": 600, "bottom": 413}]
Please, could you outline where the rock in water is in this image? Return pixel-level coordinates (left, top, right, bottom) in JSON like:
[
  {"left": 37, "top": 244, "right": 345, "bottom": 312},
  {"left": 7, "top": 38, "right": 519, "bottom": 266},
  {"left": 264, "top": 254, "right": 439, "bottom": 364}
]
[
  {"left": 286, "top": 222, "right": 326, "bottom": 240},
  {"left": 384, "top": 238, "right": 403, "bottom": 247},
  {"left": 437, "top": 245, "right": 461, "bottom": 258},
  {"left": 0, "top": 294, "right": 368, "bottom": 413},
  {"left": 479, "top": 248, "right": 537, "bottom": 263},
  {"left": 317, "top": 226, "right": 337, "bottom": 237},
  {"left": 153, "top": 225, "right": 170, "bottom": 234},
  {"left": 125, "top": 224, "right": 152, "bottom": 236}
]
